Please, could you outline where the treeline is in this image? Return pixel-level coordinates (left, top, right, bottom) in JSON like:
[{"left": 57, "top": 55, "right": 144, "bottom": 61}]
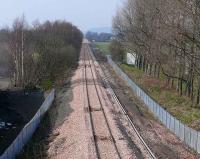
[
  {"left": 86, "top": 31, "right": 112, "bottom": 42},
  {"left": 112, "top": 0, "right": 200, "bottom": 106},
  {"left": 1, "top": 17, "right": 83, "bottom": 89}
]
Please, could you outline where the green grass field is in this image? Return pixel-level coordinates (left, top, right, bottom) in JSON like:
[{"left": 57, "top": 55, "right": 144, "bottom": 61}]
[
  {"left": 94, "top": 42, "right": 110, "bottom": 55},
  {"left": 121, "top": 64, "right": 200, "bottom": 131}
]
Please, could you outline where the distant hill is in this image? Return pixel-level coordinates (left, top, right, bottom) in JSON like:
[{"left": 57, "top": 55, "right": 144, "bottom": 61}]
[
  {"left": 86, "top": 31, "right": 112, "bottom": 42},
  {"left": 88, "top": 27, "right": 112, "bottom": 34}
]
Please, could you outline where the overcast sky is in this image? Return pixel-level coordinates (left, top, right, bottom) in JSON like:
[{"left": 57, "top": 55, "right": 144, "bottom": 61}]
[{"left": 0, "top": 0, "right": 122, "bottom": 31}]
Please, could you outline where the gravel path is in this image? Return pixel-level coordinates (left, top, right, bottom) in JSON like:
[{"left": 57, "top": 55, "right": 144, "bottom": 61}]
[{"left": 47, "top": 40, "right": 155, "bottom": 159}]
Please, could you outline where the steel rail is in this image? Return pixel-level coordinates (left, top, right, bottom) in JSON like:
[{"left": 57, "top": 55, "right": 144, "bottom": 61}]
[
  {"left": 85, "top": 44, "right": 121, "bottom": 159},
  {"left": 82, "top": 44, "right": 100, "bottom": 159},
  {"left": 89, "top": 45, "right": 157, "bottom": 159}
]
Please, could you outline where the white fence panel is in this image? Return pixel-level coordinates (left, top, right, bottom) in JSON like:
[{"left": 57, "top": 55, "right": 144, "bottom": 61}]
[
  {"left": 197, "top": 133, "right": 200, "bottom": 153},
  {"left": 190, "top": 129, "right": 198, "bottom": 150},
  {"left": 179, "top": 123, "right": 185, "bottom": 141},
  {"left": 170, "top": 116, "right": 175, "bottom": 132},
  {"left": 162, "top": 110, "right": 167, "bottom": 126},
  {"left": 174, "top": 119, "right": 180, "bottom": 136},
  {"left": 184, "top": 126, "right": 191, "bottom": 145}
]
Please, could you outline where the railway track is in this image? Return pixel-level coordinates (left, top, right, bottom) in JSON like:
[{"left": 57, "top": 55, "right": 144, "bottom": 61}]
[
  {"left": 81, "top": 40, "right": 156, "bottom": 159},
  {"left": 82, "top": 43, "right": 121, "bottom": 159},
  {"left": 90, "top": 46, "right": 157, "bottom": 159}
]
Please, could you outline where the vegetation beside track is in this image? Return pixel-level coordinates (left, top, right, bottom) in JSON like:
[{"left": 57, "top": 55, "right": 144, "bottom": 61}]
[
  {"left": 120, "top": 64, "right": 200, "bottom": 131},
  {"left": 94, "top": 42, "right": 110, "bottom": 55},
  {"left": 0, "top": 19, "right": 83, "bottom": 90}
]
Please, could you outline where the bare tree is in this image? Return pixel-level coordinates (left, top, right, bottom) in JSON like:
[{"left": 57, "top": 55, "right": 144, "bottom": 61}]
[
  {"left": 112, "top": 0, "right": 200, "bottom": 106},
  {"left": 5, "top": 17, "right": 83, "bottom": 90}
]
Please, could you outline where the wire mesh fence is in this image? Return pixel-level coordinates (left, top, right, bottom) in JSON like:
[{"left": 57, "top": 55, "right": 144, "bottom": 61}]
[
  {"left": 0, "top": 89, "right": 55, "bottom": 159},
  {"left": 107, "top": 55, "right": 200, "bottom": 154}
]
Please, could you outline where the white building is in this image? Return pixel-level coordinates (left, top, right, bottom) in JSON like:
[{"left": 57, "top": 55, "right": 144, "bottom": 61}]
[{"left": 127, "top": 53, "right": 136, "bottom": 65}]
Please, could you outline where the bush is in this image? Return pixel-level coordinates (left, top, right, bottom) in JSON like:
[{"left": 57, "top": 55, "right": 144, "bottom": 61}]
[
  {"left": 40, "top": 79, "right": 53, "bottom": 90},
  {"left": 109, "top": 40, "right": 124, "bottom": 62}
]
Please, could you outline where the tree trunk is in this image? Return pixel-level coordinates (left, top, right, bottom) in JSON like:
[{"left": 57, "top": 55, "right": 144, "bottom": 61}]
[
  {"left": 190, "top": 77, "right": 194, "bottom": 101},
  {"left": 142, "top": 56, "right": 146, "bottom": 72},
  {"left": 197, "top": 82, "right": 200, "bottom": 106},
  {"left": 149, "top": 64, "right": 151, "bottom": 75},
  {"left": 171, "top": 79, "right": 174, "bottom": 89},
  {"left": 21, "top": 29, "right": 24, "bottom": 88},
  {"left": 157, "top": 65, "right": 160, "bottom": 78},
  {"left": 154, "top": 64, "right": 157, "bottom": 77},
  {"left": 179, "top": 79, "right": 183, "bottom": 96}
]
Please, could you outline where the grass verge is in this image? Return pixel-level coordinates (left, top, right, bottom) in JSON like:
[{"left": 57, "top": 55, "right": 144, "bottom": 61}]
[
  {"left": 120, "top": 64, "right": 200, "bottom": 131},
  {"left": 94, "top": 42, "right": 110, "bottom": 55}
]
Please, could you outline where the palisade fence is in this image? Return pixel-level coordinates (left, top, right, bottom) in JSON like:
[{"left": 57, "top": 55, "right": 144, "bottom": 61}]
[
  {"left": 0, "top": 89, "right": 55, "bottom": 159},
  {"left": 107, "top": 55, "right": 200, "bottom": 154}
]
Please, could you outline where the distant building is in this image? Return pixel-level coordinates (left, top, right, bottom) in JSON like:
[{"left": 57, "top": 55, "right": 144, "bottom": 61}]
[
  {"left": 0, "top": 76, "right": 10, "bottom": 90},
  {"left": 127, "top": 53, "right": 136, "bottom": 65}
]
